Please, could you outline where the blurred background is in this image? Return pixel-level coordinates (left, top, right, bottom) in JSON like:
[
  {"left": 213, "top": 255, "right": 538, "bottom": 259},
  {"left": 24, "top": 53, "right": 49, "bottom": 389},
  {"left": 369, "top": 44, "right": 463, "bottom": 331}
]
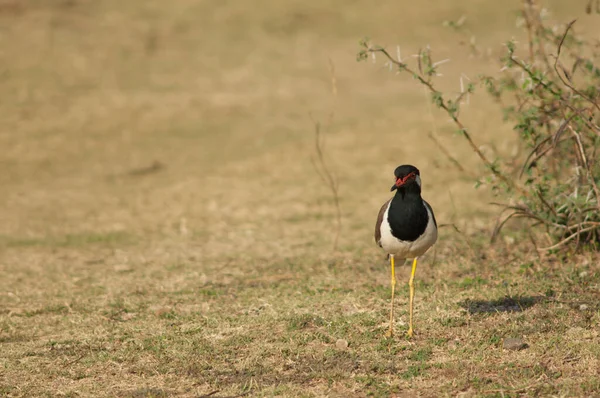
[
  {"left": 0, "top": 0, "right": 593, "bottom": 257},
  {"left": 1, "top": 1, "right": 600, "bottom": 395}
]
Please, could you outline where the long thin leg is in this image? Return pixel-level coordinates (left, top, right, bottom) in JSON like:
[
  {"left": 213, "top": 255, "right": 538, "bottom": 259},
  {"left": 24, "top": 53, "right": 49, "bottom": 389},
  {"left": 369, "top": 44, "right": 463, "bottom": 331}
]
[
  {"left": 385, "top": 254, "right": 396, "bottom": 337},
  {"left": 407, "top": 257, "right": 418, "bottom": 338}
]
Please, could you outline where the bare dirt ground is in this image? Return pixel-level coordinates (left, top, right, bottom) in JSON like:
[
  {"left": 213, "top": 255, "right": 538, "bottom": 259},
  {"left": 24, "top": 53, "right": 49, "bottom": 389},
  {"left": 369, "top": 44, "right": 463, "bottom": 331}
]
[{"left": 1, "top": 1, "right": 599, "bottom": 397}]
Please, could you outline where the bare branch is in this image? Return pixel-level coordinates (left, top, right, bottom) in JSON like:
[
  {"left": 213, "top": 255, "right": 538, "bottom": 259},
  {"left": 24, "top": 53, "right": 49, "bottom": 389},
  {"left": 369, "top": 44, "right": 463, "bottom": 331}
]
[
  {"left": 310, "top": 119, "right": 342, "bottom": 251},
  {"left": 554, "top": 20, "right": 600, "bottom": 113},
  {"left": 366, "top": 45, "right": 526, "bottom": 197},
  {"left": 427, "top": 132, "right": 471, "bottom": 174},
  {"left": 567, "top": 126, "right": 600, "bottom": 214},
  {"left": 538, "top": 225, "right": 598, "bottom": 250}
]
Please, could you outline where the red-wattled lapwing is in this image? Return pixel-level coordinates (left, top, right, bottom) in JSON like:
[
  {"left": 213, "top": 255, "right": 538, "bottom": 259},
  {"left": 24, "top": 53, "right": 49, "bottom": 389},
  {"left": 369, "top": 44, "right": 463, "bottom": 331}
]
[{"left": 375, "top": 165, "right": 437, "bottom": 338}]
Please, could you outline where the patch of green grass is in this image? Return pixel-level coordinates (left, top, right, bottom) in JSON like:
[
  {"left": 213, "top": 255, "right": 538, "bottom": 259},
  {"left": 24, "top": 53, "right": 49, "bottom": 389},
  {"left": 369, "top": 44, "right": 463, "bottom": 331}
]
[
  {"left": 581, "top": 377, "right": 600, "bottom": 394},
  {"left": 0, "top": 236, "right": 47, "bottom": 247},
  {"left": 458, "top": 276, "right": 488, "bottom": 288},
  {"left": 438, "top": 317, "right": 468, "bottom": 327},
  {"left": 0, "top": 332, "right": 29, "bottom": 343},
  {"left": 468, "top": 376, "right": 494, "bottom": 390},
  {"left": 128, "top": 388, "right": 169, "bottom": 398},
  {"left": 408, "top": 347, "right": 432, "bottom": 362},
  {"left": 355, "top": 375, "right": 398, "bottom": 397},
  {"left": 401, "top": 363, "right": 430, "bottom": 380},
  {"left": 198, "top": 287, "right": 224, "bottom": 298},
  {"left": 0, "top": 231, "right": 134, "bottom": 248},
  {"left": 60, "top": 232, "right": 135, "bottom": 247},
  {"left": 487, "top": 333, "right": 502, "bottom": 345},
  {"left": 22, "top": 304, "right": 70, "bottom": 317},
  {"left": 0, "top": 385, "right": 16, "bottom": 395},
  {"left": 287, "top": 313, "right": 326, "bottom": 331}
]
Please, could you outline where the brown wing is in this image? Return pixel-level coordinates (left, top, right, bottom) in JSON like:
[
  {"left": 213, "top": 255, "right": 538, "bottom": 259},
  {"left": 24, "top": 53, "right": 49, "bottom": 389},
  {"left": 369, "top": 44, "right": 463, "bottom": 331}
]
[{"left": 374, "top": 199, "right": 391, "bottom": 247}]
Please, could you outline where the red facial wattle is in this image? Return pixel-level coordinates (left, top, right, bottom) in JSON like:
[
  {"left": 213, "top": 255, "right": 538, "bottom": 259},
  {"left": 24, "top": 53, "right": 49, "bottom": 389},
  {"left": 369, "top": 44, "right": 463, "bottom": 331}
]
[{"left": 395, "top": 172, "right": 416, "bottom": 187}]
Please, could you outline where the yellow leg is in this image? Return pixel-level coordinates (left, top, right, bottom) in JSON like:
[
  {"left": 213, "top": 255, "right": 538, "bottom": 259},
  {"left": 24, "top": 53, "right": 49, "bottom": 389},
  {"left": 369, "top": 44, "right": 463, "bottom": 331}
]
[
  {"left": 385, "top": 255, "right": 396, "bottom": 337},
  {"left": 407, "top": 257, "right": 418, "bottom": 338}
]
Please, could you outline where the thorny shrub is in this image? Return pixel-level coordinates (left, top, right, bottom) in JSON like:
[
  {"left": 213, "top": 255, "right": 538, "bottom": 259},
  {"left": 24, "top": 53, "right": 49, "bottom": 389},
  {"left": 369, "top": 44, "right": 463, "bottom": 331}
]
[{"left": 358, "top": 1, "right": 600, "bottom": 252}]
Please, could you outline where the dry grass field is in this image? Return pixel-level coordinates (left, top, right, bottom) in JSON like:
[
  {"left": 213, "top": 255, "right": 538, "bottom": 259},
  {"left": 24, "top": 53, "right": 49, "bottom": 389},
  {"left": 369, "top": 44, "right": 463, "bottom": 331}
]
[{"left": 1, "top": 1, "right": 600, "bottom": 397}]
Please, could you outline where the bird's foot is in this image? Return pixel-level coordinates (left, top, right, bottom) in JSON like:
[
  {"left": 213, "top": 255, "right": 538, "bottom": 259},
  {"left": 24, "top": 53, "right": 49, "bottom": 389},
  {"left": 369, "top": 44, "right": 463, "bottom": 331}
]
[
  {"left": 406, "top": 328, "right": 414, "bottom": 339},
  {"left": 385, "top": 328, "right": 394, "bottom": 338}
]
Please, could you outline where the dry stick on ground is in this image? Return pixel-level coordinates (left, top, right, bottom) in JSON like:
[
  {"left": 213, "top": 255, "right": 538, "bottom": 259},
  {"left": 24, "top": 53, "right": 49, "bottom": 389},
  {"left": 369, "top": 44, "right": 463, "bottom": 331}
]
[
  {"left": 311, "top": 120, "right": 342, "bottom": 251},
  {"left": 198, "top": 391, "right": 249, "bottom": 398},
  {"left": 198, "top": 392, "right": 219, "bottom": 398}
]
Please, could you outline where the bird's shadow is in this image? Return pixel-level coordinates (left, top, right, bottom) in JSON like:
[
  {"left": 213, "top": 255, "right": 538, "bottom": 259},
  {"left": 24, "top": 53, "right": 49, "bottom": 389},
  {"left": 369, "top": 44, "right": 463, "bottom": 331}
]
[{"left": 460, "top": 295, "right": 545, "bottom": 314}]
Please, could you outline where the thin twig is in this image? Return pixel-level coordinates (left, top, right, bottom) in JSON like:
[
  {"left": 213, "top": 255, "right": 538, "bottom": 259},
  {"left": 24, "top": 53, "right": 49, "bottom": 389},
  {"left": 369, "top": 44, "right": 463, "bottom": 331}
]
[
  {"left": 328, "top": 57, "right": 338, "bottom": 96},
  {"left": 198, "top": 392, "right": 250, "bottom": 398},
  {"left": 568, "top": 124, "right": 600, "bottom": 213},
  {"left": 554, "top": 19, "right": 600, "bottom": 113},
  {"left": 519, "top": 137, "right": 551, "bottom": 178},
  {"left": 489, "top": 202, "right": 566, "bottom": 229},
  {"left": 565, "top": 221, "right": 600, "bottom": 230},
  {"left": 439, "top": 223, "right": 476, "bottom": 258},
  {"left": 528, "top": 231, "right": 543, "bottom": 261},
  {"left": 522, "top": 1, "right": 536, "bottom": 63},
  {"left": 508, "top": 55, "right": 561, "bottom": 97},
  {"left": 311, "top": 120, "right": 342, "bottom": 251},
  {"left": 427, "top": 132, "right": 470, "bottom": 174},
  {"left": 526, "top": 0, "right": 554, "bottom": 72},
  {"left": 491, "top": 211, "right": 523, "bottom": 243},
  {"left": 421, "top": 84, "right": 470, "bottom": 174},
  {"left": 535, "top": 188, "right": 558, "bottom": 218},
  {"left": 62, "top": 352, "right": 87, "bottom": 368},
  {"left": 538, "top": 225, "right": 598, "bottom": 250},
  {"left": 198, "top": 391, "right": 220, "bottom": 398},
  {"left": 367, "top": 45, "right": 525, "bottom": 196}
]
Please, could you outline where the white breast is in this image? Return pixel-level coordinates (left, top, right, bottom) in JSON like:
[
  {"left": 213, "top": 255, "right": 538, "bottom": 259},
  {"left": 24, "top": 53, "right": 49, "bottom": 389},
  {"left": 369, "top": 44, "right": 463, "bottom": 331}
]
[{"left": 378, "top": 202, "right": 438, "bottom": 259}]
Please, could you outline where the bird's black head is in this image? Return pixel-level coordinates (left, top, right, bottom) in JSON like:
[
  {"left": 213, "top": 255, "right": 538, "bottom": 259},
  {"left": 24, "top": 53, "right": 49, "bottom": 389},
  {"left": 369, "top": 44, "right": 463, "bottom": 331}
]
[{"left": 390, "top": 164, "right": 421, "bottom": 192}]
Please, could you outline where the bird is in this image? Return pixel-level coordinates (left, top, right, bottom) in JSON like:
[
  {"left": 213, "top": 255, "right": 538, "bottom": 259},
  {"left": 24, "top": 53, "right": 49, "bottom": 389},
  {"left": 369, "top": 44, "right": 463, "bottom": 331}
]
[{"left": 375, "top": 164, "right": 437, "bottom": 338}]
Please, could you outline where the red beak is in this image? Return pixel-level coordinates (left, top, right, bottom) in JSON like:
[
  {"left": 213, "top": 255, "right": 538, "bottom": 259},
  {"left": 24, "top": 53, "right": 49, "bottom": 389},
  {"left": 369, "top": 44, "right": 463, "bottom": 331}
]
[{"left": 390, "top": 172, "right": 416, "bottom": 191}]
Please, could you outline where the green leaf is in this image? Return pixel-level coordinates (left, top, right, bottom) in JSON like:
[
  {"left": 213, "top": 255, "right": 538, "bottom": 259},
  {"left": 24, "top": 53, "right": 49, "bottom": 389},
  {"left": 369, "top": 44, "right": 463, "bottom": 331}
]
[{"left": 431, "top": 91, "right": 444, "bottom": 108}]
